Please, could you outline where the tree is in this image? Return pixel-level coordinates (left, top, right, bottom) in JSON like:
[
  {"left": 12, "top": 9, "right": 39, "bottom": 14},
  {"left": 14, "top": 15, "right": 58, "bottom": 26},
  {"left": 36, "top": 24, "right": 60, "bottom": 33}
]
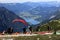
[{"left": 48, "top": 20, "right": 60, "bottom": 34}]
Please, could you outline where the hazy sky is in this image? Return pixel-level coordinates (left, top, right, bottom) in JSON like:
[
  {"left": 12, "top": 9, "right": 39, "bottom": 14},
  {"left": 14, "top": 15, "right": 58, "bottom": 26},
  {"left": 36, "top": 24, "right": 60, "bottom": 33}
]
[{"left": 0, "top": 0, "right": 60, "bottom": 3}]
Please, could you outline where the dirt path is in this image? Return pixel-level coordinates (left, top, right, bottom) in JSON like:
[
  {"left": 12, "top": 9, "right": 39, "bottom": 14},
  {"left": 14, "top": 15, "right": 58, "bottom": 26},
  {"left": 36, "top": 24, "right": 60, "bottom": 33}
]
[{"left": 0, "top": 34, "right": 38, "bottom": 37}]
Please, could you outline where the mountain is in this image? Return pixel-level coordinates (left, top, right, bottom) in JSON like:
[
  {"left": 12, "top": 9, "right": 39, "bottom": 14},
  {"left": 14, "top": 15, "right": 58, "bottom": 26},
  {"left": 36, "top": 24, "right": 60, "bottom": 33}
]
[
  {"left": 0, "top": 2, "right": 60, "bottom": 25},
  {"left": 49, "top": 9, "right": 60, "bottom": 20},
  {"left": 0, "top": 3, "right": 40, "bottom": 25},
  {"left": 0, "top": 3, "right": 32, "bottom": 14},
  {"left": 17, "top": 2, "right": 60, "bottom": 25},
  {"left": 0, "top": 7, "right": 28, "bottom": 32},
  {"left": 0, "top": 2, "right": 59, "bottom": 14},
  {"left": 39, "top": 9, "right": 60, "bottom": 25},
  {"left": 19, "top": 6, "right": 59, "bottom": 24}
]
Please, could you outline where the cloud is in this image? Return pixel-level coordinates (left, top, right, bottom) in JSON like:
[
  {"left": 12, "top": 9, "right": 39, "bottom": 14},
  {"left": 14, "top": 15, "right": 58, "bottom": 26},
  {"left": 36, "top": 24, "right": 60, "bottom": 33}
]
[
  {"left": 0, "top": 0, "right": 60, "bottom": 3},
  {"left": 0, "top": 0, "right": 30, "bottom": 3},
  {"left": 0, "top": 0, "right": 19, "bottom": 3}
]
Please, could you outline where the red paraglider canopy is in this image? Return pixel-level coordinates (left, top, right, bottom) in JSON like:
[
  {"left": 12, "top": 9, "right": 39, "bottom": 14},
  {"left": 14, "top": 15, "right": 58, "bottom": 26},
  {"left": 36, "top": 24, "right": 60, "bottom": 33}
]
[{"left": 12, "top": 19, "right": 28, "bottom": 26}]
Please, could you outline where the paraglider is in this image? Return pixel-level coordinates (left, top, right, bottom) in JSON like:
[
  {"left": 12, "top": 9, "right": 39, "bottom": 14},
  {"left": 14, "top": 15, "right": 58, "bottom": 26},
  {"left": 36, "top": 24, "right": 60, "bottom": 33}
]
[
  {"left": 12, "top": 19, "right": 28, "bottom": 26},
  {"left": 12, "top": 19, "right": 28, "bottom": 34}
]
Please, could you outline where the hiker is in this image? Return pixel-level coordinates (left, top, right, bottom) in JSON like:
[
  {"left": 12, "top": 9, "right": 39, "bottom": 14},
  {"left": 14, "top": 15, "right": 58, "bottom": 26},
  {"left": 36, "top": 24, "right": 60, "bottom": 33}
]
[
  {"left": 36, "top": 26, "right": 40, "bottom": 32},
  {"left": 47, "top": 26, "right": 51, "bottom": 33},
  {"left": 7, "top": 27, "right": 13, "bottom": 34},
  {"left": 23, "top": 28, "right": 26, "bottom": 34}
]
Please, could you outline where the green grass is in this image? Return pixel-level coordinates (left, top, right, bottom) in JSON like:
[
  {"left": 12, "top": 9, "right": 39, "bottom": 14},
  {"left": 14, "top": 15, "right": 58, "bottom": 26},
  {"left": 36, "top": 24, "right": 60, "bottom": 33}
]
[{"left": 0, "top": 35, "right": 60, "bottom": 40}]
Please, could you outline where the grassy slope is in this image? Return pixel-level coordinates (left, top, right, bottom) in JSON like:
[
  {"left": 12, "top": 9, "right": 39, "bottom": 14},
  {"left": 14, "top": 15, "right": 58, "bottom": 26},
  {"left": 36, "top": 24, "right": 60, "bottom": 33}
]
[{"left": 0, "top": 35, "right": 60, "bottom": 40}]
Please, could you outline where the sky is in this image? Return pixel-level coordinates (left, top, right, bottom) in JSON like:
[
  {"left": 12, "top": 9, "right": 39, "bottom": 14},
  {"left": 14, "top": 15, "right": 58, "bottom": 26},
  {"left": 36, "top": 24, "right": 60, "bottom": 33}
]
[{"left": 0, "top": 0, "right": 60, "bottom": 3}]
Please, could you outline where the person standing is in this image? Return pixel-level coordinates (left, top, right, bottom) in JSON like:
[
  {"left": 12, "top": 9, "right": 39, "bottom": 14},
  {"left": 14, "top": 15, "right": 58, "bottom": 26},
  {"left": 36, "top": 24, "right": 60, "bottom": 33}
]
[
  {"left": 7, "top": 27, "right": 13, "bottom": 34},
  {"left": 29, "top": 26, "right": 32, "bottom": 34},
  {"left": 23, "top": 28, "right": 26, "bottom": 34}
]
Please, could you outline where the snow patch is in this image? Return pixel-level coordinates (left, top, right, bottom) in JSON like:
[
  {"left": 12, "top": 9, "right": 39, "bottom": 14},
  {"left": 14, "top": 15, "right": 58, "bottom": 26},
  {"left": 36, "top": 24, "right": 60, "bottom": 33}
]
[{"left": 49, "top": 15, "right": 56, "bottom": 19}]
